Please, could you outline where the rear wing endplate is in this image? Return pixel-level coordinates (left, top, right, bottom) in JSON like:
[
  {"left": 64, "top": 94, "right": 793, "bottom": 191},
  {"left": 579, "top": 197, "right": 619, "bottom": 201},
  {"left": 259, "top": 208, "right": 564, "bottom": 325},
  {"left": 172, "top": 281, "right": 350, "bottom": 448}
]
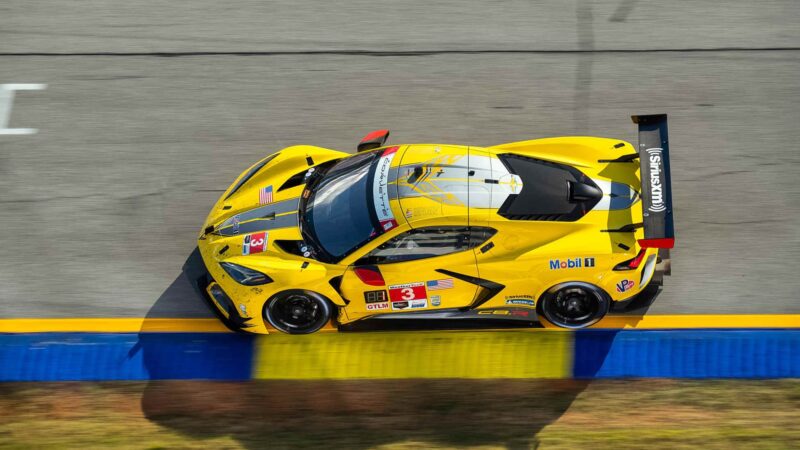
[{"left": 632, "top": 114, "right": 675, "bottom": 249}]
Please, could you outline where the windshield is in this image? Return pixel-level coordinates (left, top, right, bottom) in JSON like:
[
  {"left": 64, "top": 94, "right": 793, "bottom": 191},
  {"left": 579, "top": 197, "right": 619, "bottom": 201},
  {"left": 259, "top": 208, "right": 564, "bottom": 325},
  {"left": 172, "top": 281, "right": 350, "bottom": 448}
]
[{"left": 302, "top": 152, "right": 381, "bottom": 260}]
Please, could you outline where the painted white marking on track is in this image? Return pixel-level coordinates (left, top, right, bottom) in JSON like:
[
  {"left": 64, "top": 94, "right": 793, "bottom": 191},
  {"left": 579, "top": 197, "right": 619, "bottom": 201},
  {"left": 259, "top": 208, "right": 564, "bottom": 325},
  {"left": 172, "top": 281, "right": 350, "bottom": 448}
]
[{"left": 0, "top": 83, "right": 47, "bottom": 135}]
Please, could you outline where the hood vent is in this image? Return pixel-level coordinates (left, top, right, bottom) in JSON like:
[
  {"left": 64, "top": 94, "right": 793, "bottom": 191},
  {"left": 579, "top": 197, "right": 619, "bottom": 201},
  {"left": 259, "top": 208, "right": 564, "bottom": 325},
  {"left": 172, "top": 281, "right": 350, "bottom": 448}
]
[
  {"left": 278, "top": 170, "right": 308, "bottom": 192},
  {"left": 497, "top": 154, "right": 602, "bottom": 222},
  {"left": 225, "top": 153, "right": 279, "bottom": 200}
]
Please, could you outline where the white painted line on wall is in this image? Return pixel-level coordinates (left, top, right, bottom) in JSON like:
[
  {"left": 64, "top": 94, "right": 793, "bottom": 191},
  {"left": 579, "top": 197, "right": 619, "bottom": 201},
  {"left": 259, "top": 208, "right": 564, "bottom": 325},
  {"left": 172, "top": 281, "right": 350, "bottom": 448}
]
[{"left": 0, "top": 83, "right": 47, "bottom": 135}]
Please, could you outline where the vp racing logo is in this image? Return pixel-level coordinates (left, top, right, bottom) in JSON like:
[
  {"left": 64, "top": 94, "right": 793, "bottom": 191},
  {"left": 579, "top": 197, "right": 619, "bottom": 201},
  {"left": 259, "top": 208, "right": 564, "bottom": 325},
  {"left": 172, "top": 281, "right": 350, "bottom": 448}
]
[{"left": 646, "top": 148, "right": 666, "bottom": 213}]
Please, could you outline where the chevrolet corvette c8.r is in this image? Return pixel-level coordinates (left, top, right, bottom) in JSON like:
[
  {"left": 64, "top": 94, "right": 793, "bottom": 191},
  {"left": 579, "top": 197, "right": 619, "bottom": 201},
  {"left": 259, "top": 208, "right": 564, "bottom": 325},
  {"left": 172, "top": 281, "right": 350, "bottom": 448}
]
[{"left": 189, "top": 115, "right": 674, "bottom": 334}]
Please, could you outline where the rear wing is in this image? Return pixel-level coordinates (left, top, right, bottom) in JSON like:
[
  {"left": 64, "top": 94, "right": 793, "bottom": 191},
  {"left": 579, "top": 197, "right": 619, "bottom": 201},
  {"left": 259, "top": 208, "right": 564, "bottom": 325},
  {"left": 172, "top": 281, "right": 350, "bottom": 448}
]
[{"left": 633, "top": 114, "right": 675, "bottom": 249}]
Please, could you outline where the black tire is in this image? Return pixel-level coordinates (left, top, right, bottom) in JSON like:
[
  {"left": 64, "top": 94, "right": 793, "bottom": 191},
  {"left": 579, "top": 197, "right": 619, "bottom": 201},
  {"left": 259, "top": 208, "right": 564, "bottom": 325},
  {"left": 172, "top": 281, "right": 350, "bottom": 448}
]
[
  {"left": 263, "top": 290, "right": 333, "bottom": 334},
  {"left": 538, "top": 282, "right": 610, "bottom": 329}
]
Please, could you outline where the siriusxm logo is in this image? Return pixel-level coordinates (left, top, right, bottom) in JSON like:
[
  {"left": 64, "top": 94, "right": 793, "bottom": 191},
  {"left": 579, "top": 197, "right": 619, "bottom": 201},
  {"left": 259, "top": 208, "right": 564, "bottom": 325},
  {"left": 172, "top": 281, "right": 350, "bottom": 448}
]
[
  {"left": 549, "top": 257, "right": 595, "bottom": 270},
  {"left": 646, "top": 148, "right": 666, "bottom": 213}
]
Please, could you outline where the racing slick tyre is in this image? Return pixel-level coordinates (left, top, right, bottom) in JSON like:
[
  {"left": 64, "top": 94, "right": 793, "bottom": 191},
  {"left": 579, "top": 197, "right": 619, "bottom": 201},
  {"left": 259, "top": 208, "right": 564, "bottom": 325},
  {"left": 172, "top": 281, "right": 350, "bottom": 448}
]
[
  {"left": 264, "top": 290, "right": 333, "bottom": 334},
  {"left": 538, "top": 282, "right": 610, "bottom": 329}
]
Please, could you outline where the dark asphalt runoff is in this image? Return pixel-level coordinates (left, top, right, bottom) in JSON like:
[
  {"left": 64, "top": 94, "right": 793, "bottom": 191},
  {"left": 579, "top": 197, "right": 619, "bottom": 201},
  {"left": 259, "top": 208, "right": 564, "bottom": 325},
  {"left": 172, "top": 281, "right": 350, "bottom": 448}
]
[{"left": 1, "top": 0, "right": 799, "bottom": 317}]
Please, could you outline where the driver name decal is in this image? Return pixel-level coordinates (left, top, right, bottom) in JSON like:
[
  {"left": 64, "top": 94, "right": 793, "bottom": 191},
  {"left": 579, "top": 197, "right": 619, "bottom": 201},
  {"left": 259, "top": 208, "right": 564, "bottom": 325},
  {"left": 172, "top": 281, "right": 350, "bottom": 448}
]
[{"left": 373, "top": 146, "right": 399, "bottom": 232}]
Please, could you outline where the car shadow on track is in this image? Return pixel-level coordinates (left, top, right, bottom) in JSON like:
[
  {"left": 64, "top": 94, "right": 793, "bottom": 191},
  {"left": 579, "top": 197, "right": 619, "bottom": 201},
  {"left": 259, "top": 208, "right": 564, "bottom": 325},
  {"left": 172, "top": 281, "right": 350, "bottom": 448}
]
[{"left": 133, "top": 247, "right": 655, "bottom": 449}]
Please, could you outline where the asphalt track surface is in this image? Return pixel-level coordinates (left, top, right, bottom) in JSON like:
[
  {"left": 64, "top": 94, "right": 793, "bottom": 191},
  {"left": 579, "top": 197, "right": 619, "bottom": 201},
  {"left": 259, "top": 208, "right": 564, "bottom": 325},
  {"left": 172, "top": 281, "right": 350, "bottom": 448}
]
[{"left": 1, "top": 0, "right": 799, "bottom": 318}]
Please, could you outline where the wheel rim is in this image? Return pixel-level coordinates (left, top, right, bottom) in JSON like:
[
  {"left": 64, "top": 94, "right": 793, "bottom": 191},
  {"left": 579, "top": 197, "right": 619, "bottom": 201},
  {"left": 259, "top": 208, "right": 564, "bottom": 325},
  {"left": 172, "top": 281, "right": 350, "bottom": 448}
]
[
  {"left": 543, "top": 285, "right": 605, "bottom": 328},
  {"left": 266, "top": 292, "right": 329, "bottom": 333}
]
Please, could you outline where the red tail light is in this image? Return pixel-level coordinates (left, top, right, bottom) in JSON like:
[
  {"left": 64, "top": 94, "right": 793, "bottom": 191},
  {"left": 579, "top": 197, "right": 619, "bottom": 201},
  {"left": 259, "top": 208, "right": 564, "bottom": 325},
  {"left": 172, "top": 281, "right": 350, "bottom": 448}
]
[
  {"left": 354, "top": 266, "right": 385, "bottom": 286},
  {"left": 638, "top": 238, "right": 674, "bottom": 249},
  {"left": 614, "top": 248, "right": 647, "bottom": 271}
]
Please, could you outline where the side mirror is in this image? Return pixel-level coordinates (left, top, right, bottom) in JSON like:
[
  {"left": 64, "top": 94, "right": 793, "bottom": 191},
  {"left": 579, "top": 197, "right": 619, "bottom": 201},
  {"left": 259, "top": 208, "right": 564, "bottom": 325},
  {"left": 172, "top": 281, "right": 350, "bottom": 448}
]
[{"left": 357, "top": 129, "right": 390, "bottom": 152}]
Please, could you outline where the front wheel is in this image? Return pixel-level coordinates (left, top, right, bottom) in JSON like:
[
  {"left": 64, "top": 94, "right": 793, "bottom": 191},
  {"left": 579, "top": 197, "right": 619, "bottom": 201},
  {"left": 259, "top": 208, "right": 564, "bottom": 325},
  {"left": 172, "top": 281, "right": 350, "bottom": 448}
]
[
  {"left": 538, "top": 282, "right": 609, "bottom": 329},
  {"left": 264, "top": 290, "right": 333, "bottom": 334}
]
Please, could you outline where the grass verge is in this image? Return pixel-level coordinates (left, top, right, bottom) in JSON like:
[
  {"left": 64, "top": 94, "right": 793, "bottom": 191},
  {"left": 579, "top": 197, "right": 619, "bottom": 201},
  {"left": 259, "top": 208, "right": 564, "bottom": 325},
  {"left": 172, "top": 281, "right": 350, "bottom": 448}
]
[{"left": 1, "top": 379, "right": 798, "bottom": 449}]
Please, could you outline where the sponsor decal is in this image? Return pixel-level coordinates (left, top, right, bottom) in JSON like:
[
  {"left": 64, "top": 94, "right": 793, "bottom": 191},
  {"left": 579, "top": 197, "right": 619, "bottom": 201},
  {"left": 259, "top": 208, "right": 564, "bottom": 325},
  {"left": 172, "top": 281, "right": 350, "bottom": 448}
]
[
  {"left": 407, "top": 206, "right": 439, "bottom": 218},
  {"left": 232, "top": 215, "right": 240, "bottom": 234},
  {"left": 616, "top": 279, "right": 635, "bottom": 293},
  {"left": 479, "top": 309, "right": 532, "bottom": 317},
  {"left": 430, "top": 295, "right": 441, "bottom": 307},
  {"left": 549, "top": 257, "right": 595, "bottom": 270},
  {"left": 646, "top": 148, "right": 666, "bottom": 213},
  {"left": 259, "top": 185, "right": 274, "bottom": 205},
  {"left": 426, "top": 278, "right": 454, "bottom": 291},
  {"left": 506, "top": 299, "right": 535, "bottom": 307},
  {"left": 364, "top": 290, "right": 388, "bottom": 304},
  {"left": 478, "top": 310, "right": 510, "bottom": 316},
  {"left": 409, "top": 299, "right": 427, "bottom": 308},
  {"left": 367, "top": 302, "right": 389, "bottom": 311},
  {"left": 505, "top": 294, "right": 534, "bottom": 300},
  {"left": 373, "top": 146, "right": 399, "bottom": 232},
  {"left": 392, "top": 302, "right": 409, "bottom": 311},
  {"left": 388, "top": 282, "right": 427, "bottom": 302},
  {"left": 243, "top": 232, "right": 267, "bottom": 255}
]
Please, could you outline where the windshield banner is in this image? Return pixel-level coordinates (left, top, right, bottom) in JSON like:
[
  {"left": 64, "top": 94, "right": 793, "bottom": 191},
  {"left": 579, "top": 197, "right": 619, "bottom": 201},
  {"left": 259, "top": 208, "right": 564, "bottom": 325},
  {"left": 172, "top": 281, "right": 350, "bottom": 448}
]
[{"left": 373, "top": 146, "right": 399, "bottom": 232}]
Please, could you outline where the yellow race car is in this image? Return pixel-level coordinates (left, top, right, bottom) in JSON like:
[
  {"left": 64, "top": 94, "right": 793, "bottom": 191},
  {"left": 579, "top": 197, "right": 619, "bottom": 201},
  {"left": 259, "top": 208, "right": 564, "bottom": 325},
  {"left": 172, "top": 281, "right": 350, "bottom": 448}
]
[{"left": 192, "top": 115, "right": 674, "bottom": 334}]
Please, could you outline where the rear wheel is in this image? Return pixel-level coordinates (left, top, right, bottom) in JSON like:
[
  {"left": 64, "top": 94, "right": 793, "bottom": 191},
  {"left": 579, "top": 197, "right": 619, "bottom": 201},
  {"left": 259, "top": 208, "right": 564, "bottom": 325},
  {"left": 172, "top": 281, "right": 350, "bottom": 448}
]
[
  {"left": 538, "top": 282, "right": 609, "bottom": 329},
  {"left": 264, "top": 290, "right": 333, "bottom": 334}
]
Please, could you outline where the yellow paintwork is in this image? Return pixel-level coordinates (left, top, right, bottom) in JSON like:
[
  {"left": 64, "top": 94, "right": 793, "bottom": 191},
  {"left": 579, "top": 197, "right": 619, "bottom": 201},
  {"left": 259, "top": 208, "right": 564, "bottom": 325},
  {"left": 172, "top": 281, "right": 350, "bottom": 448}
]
[
  {"left": 252, "top": 330, "right": 571, "bottom": 379},
  {"left": 197, "top": 137, "right": 659, "bottom": 334}
]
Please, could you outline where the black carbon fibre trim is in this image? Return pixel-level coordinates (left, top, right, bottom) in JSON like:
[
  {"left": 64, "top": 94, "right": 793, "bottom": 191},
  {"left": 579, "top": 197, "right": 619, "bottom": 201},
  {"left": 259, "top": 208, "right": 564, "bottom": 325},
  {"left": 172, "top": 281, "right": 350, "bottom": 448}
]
[
  {"left": 181, "top": 247, "right": 254, "bottom": 332},
  {"left": 601, "top": 223, "right": 643, "bottom": 233},
  {"left": 435, "top": 269, "right": 505, "bottom": 310},
  {"left": 496, "top": 154, "right": 601, "bottom": 222},
  {"left": 278, "top": 170, "right": 308, "bottom": 192},
  {"left": 328, "top": 275, "right": 348, "bottom": 305},
  {"left": 598, "top": 153, "right": 639, "bottom": 163},
  {"left": 224, "top": 153, "right": 280, "bottom": 200},
  {"left": 633, "top": 114, "right": 675, "bottom": 242}
]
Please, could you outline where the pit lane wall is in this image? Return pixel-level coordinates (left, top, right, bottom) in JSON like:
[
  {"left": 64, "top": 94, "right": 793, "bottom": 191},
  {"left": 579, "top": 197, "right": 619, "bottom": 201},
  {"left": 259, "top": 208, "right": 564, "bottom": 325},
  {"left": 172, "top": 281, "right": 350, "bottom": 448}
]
[{"left": 0, "top": 317, "right": 799, "bottom": 381}]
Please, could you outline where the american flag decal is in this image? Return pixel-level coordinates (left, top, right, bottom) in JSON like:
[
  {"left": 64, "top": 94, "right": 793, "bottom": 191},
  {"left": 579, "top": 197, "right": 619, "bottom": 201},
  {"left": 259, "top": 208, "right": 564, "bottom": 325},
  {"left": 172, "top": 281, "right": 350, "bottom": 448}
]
[
  {"left": 259, "top": 185, "right": 273, "bottom": 205},
  {"left": 426, "top": 278, "right": 454, "bottom": 290}
]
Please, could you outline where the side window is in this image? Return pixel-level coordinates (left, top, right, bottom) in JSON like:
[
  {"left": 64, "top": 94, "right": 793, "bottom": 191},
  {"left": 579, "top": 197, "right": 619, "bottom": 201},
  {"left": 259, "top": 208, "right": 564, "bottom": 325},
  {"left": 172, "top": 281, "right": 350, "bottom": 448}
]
[{"left": 357, "top": 227, "right": 496, "bottom": 265}]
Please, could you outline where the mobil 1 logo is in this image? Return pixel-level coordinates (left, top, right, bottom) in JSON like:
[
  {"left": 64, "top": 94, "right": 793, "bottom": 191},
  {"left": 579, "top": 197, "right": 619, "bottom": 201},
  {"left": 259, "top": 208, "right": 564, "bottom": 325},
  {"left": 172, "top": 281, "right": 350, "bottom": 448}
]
[{"left": 549, "top": 257, "right": 596, "bottom": 270}]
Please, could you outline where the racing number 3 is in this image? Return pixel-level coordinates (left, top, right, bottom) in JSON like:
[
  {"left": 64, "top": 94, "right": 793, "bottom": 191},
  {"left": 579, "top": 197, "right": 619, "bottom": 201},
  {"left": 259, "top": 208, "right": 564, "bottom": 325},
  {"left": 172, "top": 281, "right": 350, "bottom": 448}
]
[{"left": 388, "top": 283, "right": 427, "bottom": 301}]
